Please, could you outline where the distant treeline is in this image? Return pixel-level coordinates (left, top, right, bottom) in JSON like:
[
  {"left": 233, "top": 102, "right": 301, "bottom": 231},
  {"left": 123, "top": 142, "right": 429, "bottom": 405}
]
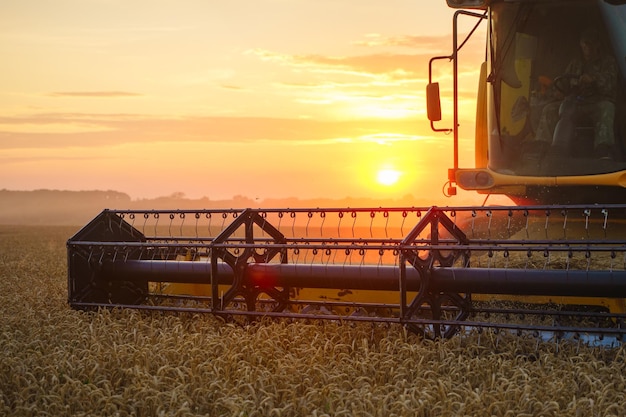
[
  {"left": 0, "top": 189, "right": 432, "bottom": 226},
  {"left": 0, "top": 190, "right": 132, "bottom": 225}
]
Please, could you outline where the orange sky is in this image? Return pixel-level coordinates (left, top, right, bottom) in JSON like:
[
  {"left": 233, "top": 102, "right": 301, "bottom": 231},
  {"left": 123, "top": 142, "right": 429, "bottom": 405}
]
[{"left": 0, "top": 1, "right": 489, "bottom": 205}]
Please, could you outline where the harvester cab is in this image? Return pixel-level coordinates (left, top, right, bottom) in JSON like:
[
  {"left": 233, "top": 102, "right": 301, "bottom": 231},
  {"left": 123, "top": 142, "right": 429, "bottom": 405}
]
[
  {"left": 68, "top": 0, "right": 626, "bottom": 346},
  {"left": 430, "top": 0, "right": 626, "bottom": 205}
]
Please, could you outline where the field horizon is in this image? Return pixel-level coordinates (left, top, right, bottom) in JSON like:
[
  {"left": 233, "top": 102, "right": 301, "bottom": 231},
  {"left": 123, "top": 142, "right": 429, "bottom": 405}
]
[{"left": 0, "top": 189, "right": 490, "bottom": 226}]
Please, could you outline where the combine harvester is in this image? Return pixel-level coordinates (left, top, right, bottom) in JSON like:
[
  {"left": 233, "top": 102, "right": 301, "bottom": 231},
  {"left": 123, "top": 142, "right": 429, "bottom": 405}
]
[{"left": 68, "top": 0, "right": 626, "bottom": 345}]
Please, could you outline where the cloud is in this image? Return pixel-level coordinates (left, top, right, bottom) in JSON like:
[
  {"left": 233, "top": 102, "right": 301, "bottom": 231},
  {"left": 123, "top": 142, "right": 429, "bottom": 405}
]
[
  {"left": 0, "top": 114, "right": 431, "bottom": 149},
  {"left": 354, "top": 33, "right": 451, "bottom": 50},
  {"left": 295, "top": 53, "right": 425, "bottom": 76},
  {"left": 246, "top": 45, "right": 482, "bottom": 87},
  {"left": 47, "top": 91, "right": 143, "bottom": 98},
  {"left": 245, "top": 47, "right": 481, "bottom": 120},
  {"left": 247, "top": 48, "right": 429, "bottom": 78},
  {"left": 219, "top": 84, "right": 246, "bottom": 91},
  {"left": 0, "top": 154, "right": 108, "bottom": 164}
]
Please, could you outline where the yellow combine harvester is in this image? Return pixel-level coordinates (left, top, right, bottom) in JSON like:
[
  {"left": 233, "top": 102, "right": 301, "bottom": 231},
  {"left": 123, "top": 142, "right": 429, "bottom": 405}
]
[
  {"left": 431, "top": 0, "right": 626, "bottom": 205},
  {"left": 424, "top": 0, "right": 626, "bottom": 321},
  {"left": 68, "top": 0, "right": 626, "bottom": 344}
]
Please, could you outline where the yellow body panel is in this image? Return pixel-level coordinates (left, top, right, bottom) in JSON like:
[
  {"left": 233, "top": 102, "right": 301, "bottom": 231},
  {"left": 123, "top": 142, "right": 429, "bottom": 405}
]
[
  {"left": 160, "top": 281, "right": 626, "bottom": 315},
  {"left": 474, "top": 294, "right": 625, "bottom": 314},
  {"left": 160, "top": 282, "right": 419, "bottom": 314},
  {"left": 475, "top": 62, "right": 489, "bottom": 169},
  {"left": 458, "top": 167, "right": 626, "bottom": 193},
  {"left": 499, "top": 59, "right": 532, "bottom": 138}
]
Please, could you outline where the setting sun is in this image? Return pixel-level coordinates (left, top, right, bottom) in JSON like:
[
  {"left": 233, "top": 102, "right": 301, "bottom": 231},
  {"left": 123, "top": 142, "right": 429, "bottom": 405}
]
[
  {"left": 0, "top": 1, "right": 464, "bottom": 202},
  {"left": 376, "top": 169, "right": 402, "bottom": 186}
]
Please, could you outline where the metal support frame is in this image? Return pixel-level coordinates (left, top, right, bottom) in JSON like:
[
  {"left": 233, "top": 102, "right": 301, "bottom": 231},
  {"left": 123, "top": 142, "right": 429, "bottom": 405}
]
[{"left": 429, "top": 10, "right": 486, "bottom": 171}]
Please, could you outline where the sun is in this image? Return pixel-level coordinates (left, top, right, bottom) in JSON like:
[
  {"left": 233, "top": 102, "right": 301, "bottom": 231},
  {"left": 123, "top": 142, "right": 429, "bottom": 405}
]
[{"left": 376, "top": 168, "right": 401, "bottom": 186}]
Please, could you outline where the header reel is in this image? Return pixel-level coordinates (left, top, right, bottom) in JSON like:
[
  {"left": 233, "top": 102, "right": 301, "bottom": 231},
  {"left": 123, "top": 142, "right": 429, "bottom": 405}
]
[{"left": 68, "top": 205, "right": 626, "bottom": 345}]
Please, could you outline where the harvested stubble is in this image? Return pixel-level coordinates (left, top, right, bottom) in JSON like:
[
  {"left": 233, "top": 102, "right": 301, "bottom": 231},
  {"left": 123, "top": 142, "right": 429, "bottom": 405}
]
[{"left": 2, "top": 226, "right": 626, "bottom": 417}]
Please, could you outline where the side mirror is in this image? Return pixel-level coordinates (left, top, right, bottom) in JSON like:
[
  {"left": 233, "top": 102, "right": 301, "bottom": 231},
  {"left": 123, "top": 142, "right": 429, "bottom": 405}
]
[{"left": 426, "top": 83, "right": 442, "bottom": 122}]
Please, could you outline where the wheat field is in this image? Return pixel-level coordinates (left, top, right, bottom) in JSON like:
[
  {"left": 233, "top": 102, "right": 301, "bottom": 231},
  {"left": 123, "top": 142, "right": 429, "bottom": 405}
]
[{"left": 2, "top": 225, "right": 626, "bottom": 416}]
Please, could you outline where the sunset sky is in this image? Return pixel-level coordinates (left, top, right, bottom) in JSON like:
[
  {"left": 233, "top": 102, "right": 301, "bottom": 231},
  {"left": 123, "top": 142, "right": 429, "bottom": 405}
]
[{"left": 1, "top": 0, "right": 489, "bottom": 204}]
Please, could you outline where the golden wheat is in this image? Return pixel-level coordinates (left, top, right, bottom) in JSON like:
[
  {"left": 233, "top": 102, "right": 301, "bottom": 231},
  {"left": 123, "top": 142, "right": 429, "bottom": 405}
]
[{"left": 1, "top": 225, "right": 626, "bottom": 416}]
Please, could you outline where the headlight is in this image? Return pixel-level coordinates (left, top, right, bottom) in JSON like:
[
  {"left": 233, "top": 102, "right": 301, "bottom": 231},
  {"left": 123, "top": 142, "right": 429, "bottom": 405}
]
[{"left": 456, "top": 169, "right": 494, "bottom": 189}]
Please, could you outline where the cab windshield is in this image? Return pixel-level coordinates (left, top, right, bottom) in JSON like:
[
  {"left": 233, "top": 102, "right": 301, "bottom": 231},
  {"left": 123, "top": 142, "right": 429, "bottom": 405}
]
[{"left": 488, "top": 0, "right": 626, "bottom": 176}]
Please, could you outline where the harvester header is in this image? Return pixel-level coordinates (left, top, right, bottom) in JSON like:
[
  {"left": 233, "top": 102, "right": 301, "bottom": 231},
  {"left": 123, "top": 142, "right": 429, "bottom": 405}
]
[{"left": 68, "top": 205, "right": 626, "bottom": 344}]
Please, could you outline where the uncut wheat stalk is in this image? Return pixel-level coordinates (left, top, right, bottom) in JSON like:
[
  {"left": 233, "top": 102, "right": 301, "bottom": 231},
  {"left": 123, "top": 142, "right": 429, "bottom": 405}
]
[{"left": 2, "top": 226, "right": 626, "bottom": 417}]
